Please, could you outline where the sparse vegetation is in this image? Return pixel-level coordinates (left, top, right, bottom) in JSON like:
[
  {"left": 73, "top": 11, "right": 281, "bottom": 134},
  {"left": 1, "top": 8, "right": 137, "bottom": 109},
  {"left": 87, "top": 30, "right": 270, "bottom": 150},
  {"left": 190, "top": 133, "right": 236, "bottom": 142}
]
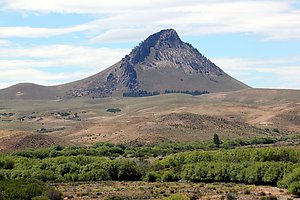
[
  {"left": 123, "top": 90, "right": 160, "bottom": 97},
  {"left": 164, "top": 90, "right": 209, "bottom": 96},
  {"left": 37, "top": 127, "right": 65, "bottom": 133},
  {"left": 122, "top": 90, "right": 210, "bottom": 97}
]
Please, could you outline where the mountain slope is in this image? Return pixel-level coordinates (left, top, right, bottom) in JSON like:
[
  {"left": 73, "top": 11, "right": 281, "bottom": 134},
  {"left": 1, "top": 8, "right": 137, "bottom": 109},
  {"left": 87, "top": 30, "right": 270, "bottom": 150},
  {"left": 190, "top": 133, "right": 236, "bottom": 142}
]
[{"left": 0, "top": 29, "right": 249, "bottom": 99}]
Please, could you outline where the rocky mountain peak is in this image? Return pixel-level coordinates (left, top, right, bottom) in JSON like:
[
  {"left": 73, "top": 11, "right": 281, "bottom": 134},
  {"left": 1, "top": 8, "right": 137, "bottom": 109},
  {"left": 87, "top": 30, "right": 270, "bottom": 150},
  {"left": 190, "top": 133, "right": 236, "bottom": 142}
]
[
  {"left": 122, "top": 29, "right": 183, "bottom": 65},
  {"left": 148, "top": 28, "right": 182, "bottom": 47},
  {"left": 118, "top": 29, "right": 183, "bottom": 90},
  {"left": 118, "top": 29, "right": 224, "bottom": 89}
]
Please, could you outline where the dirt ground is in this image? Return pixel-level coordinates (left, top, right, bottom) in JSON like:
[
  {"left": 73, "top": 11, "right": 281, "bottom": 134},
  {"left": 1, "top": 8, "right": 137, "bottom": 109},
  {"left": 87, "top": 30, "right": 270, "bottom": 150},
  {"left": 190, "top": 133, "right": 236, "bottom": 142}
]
[{"left": 53, "top": 181, "right": 296, "bottom": 200}]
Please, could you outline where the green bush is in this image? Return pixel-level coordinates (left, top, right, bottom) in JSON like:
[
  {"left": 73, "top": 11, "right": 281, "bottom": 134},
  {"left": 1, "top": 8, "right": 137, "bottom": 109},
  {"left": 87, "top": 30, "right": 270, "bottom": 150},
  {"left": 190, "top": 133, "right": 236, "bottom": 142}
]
[
  {"left": 273, "top": 128, "right": 280, "bottom": 133},
  {"left": 0, "top": 179, "right": 49, "bottom": 200},
  {"left": 116, "top": 160, "right": 142, "bottom": 181},
  {"left": 181, "top": 161, "right": 292, "bottom": 185},
  {"left": 161, "top": 171, "right": 179, "bottom": 182},
  {"left": 78, "top": 169, "right": 110, "bottom": 181},
  {"left": 106, "top": 108, "right": 122, "bottom": 113},
  {"left": 288, "top": 182, "right": 300, "bottom": 196},
  {"left": 143, "top": 172, "right": 157, "bottom": 182},
  {"left": 278, "top": 167, "right": 300, "bottom": 188}
]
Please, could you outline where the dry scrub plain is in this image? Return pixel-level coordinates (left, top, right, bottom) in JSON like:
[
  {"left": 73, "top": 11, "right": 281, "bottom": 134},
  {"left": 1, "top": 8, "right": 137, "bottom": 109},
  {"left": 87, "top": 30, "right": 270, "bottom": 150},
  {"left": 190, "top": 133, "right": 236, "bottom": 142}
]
[
  {"left": 0, "top": 88, "right": 300, "bottom": 151},
  {"left": 54, "top": 182, "right": 293, "bottom": 200}
]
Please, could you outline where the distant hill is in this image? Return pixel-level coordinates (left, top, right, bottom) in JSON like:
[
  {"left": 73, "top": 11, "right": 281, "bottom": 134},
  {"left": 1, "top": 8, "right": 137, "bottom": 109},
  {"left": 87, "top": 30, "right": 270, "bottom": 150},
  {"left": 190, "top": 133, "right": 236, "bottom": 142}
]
[
  {"left": 0, "top": 29, "right": 249, "bottom": 99},
  {"left": 0, "top": 83, "right": 63, "bottom": 99}
]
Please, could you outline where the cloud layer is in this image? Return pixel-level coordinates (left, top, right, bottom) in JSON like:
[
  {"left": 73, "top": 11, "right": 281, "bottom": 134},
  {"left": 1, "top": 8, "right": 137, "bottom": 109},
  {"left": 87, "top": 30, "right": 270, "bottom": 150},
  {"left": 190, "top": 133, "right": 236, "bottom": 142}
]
[
  {"left": 214, "top": 56, "right": 300, "bottom": 89},
  {"left": 0, "top": 0, "right": 300, "bottom": 89},
  {"left": 0, "top": 44, "right": 129, "bottom": 87},
  {"left": 1, "top": 1, "right": 300, "bottom": 41}
]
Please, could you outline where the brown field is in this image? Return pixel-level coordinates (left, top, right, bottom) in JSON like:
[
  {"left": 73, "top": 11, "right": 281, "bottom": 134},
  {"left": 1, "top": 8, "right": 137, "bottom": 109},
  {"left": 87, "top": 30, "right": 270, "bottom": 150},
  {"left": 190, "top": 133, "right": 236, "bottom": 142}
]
[{"left": 0, "top": 88, "right": 300, "bottom": 151}]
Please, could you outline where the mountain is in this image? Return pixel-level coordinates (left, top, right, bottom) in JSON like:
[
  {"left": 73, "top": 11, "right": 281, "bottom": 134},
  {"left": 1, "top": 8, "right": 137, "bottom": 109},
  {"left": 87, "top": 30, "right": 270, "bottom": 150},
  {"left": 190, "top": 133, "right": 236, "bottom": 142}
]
[{"left": 0, "top": 29, "right": 249, "bottom": 99}]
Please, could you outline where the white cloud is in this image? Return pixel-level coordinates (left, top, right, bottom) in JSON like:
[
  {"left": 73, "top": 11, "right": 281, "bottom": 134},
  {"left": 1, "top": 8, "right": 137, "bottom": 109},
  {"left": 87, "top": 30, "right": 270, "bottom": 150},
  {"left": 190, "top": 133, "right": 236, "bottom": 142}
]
[
  {"left": 87, "top": 27, "right": 159, "bottom": 44},
  {"left": 2, "top": 0, "right": 160, "bottom": 14},
  {"left": 0, "top": 68, "right": 88, "bottom": 86},
  {"left": 0, "top": 25, "right": 89, "bottom": 38},
  {"left": 213, "top": 56, "right": 300, "bottom": 89},
  {"left": 0, "top": 40, "right": 12, "bottom": 46},
  {"left": 1, "top": 1, "right": 300, "bottom": 41},
  {"left": 0, "top": 44, "right": 129, "bottom": 88},
  {"left": 0, "top": 45, "right": 129, "bottom": 69}
]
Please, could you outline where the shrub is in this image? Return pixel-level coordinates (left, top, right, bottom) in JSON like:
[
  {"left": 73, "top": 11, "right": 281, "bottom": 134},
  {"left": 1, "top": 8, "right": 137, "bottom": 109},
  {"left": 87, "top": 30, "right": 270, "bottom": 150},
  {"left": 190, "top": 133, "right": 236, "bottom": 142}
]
[
  {"left": 226, "top": 193, "right": 237, "bottom": 200},
  {"left": 116, "top": 160, "right": 142, "bottom": 181},
  {"left": 0, "top": 179, "right": 48, "bottom": 200},
  {"left": 104, "top": 195, "right": 123, "bottom": 200},
  {"left": 244, "top": 190, "right": 251, "bottom": 195},
  {"left": 106, "top": 108, "right": 122, "bottom": 113},
  {"left": 213, "top": 133, "right": 221, "bottom": 148},
  {"left": 273, "top": 128, "right": 280, "bottom": 133},
  {"left": 288, "top": 182, "right": 300, "bottom": 197},
  {"left": 45, "top": 189, "right": 63, "bottom": 200},
  {"left": 278, "top": 168, "right": 300, "bottom": 188},
  {"left": 144, "top": 172, "right": 157, "bottom": 182},
  {"left": 260, "top": 196, "right": 278, "bottom": 200},
  {"left": 78, "top": 169, "right": 110, "bottom": 181},
  {"left": 161, "top": 171, "right": 179, "bottom": 182}
]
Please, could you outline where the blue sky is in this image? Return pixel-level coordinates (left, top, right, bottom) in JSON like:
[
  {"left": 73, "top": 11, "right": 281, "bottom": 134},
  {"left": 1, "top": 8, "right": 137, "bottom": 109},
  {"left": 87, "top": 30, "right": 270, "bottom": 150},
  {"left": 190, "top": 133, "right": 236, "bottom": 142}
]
[{"left": 0, "top": 0, "right": 300, "bottom": 89}]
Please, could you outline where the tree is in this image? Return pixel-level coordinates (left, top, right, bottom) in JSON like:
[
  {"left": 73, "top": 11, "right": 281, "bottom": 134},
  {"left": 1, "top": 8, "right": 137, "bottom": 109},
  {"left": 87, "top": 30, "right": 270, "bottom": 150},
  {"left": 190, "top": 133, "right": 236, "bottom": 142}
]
[{"left": 213, "top": 133, "right": 221, "bottom": 148}]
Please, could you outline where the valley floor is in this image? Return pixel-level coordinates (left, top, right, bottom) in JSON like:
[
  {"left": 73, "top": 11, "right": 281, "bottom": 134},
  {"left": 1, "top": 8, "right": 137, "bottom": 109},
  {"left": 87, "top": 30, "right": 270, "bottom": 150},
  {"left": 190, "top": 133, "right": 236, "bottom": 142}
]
[{"left": 1, "top": 89, "right": 300, "bottom": 151}]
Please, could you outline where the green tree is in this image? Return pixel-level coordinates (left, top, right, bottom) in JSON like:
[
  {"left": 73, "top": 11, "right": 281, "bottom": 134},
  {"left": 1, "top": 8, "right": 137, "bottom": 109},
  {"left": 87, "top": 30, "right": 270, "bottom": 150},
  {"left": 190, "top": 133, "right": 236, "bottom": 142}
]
[{"left": 213, "top": 133, "right": 221, "bottom": 148}]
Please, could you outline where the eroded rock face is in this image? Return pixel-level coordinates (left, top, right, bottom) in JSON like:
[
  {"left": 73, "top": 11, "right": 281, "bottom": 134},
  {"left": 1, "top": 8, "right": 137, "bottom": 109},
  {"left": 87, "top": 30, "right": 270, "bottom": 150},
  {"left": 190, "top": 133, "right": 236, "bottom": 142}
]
[
  {"left": 125, "top": 29, "right": 223, "bottom": 74},
  {"left": 116, "top": 29, "right": 224, "bottom": 91},
  {"left": 117, "top": 29, "right": 184, "bottom": 91}
]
